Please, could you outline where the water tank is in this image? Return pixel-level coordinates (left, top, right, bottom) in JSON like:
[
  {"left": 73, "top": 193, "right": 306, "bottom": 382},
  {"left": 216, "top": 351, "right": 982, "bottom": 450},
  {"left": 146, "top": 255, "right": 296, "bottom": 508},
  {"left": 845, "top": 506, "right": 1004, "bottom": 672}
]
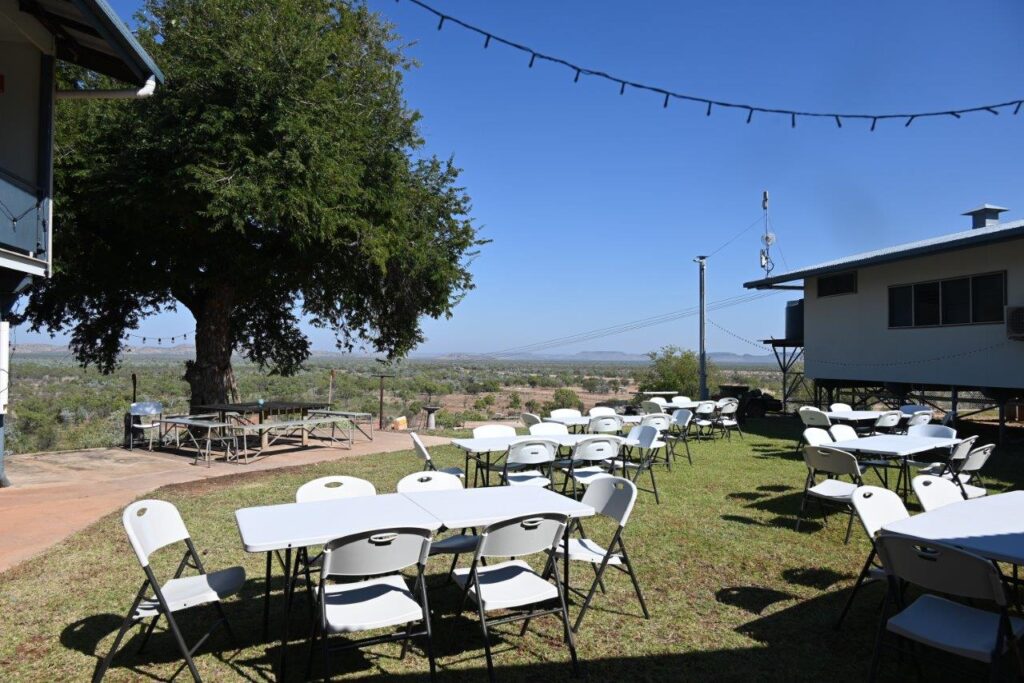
[{"left": 785, "top": 299, "right": 804, "bottom": 342}]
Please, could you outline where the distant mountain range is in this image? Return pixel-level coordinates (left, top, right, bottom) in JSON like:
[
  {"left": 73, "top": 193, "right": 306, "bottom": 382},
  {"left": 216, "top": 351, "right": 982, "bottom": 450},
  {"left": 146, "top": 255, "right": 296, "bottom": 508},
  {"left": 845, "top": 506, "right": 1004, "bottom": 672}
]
[{"left": 12, "top": 344, "right": 775, "bottom": 365}]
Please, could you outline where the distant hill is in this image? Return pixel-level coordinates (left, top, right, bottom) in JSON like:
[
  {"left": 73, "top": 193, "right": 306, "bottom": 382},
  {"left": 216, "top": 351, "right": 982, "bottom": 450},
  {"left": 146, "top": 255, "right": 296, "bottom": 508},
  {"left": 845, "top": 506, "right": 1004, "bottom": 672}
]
[{"left": 708, "top": 352, "right": 775, "bottom": 366}]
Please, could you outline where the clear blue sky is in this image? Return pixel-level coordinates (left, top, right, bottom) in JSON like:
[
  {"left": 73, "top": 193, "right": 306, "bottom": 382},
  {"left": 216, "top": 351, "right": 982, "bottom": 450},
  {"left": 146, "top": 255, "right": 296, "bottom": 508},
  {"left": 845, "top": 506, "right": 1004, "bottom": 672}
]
[{"left": 24, "top": 0, "right": 1024, "bottom": 356}]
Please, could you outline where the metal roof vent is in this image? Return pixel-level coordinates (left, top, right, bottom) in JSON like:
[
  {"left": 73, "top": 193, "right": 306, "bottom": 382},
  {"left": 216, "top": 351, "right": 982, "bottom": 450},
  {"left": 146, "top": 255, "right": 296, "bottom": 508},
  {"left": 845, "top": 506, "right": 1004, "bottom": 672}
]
[{"left": 963, "top": 204, "right": 1008, "bottom": 229}]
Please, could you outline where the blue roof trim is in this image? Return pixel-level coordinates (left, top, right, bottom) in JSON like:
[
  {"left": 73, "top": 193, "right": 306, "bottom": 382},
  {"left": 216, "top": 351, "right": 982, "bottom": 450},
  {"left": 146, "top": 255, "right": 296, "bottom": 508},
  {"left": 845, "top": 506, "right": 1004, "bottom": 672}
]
[
  {"left": 70, "top": 0, "right": 164, "bottom": 85},
  {"left": 744, "top": 219, "right": 1024, "bottom": 289}
]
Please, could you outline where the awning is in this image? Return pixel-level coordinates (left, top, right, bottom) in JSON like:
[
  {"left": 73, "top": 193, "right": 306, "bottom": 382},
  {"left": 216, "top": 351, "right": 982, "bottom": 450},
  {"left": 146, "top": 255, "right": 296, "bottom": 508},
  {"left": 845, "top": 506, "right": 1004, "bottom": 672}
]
[{"left": 18, "top": 0, "right": 163, "bottom": 85}]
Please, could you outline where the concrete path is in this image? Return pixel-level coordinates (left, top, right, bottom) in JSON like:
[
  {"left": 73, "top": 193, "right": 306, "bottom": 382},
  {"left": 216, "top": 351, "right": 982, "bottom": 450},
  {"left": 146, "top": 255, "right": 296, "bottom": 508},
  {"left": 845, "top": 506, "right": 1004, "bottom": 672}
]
[{"left": 0, "top": 431, "right": 450, "bottom": 573}]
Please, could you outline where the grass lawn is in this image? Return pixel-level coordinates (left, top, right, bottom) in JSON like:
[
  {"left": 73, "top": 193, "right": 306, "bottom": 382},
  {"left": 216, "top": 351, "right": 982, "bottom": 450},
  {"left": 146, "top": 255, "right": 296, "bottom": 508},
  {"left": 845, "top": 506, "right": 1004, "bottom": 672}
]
[{"left": 0, "top": 417, "right": 1020, "bottom": 681}]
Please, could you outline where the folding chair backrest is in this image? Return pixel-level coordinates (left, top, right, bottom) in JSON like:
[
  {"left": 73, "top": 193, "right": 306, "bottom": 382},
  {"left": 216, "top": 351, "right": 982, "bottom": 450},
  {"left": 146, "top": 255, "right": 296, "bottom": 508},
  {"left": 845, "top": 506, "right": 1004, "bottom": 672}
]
[
  {"left": 322, "top": 527, "right": 432, "bottom": 578},
  {"left": 961, "top": 443, "right": 995, "bottom": 474},
  {"left": 905, "top": 412, "right": 932, "bottom": 428},
  {"left": 529, "top": 422, "right": 568, "bottom": 436},
  {"left": 873, "top": 411, "right": 902, "bottom": 429},
  {"left": 907, "top": 424, "right": 956, "bottom": 439},
  {"left": 507, "top": 439, "right": 558, "bottom": 467},
  {"left": 803, "top": 446, "right": 860, "bottom": 478},
  {"left": 672, "top": 396, "right": 691, "bottom": 404},
  {"left": 851, "top": 486, "right": 908, "bottom": 538},
  {"left": 634, "top": 425, "right": 659, "bottom": 450},
  {"left": 803, "top": 427, "right": 832, "bottom": 448},
  {"left": 520, "top": 413, "right": 542, "bottom": 427},
  {"left": 588, "top": 415, "right": 623, "bottom": 434},
  {"left": 123, "top": 500, "right": 190, "bottom": 567},
  {"left": 640, "top": 413, "right": 671, "bottom": 431},
  {"left": 296, "top": 476, "right": 377, "bottom": 503},
  {"left": 477, "top": 513, "right": 567, "bottom": 559},
  {"left": 942, "top": 435, "right": 979, "bottom": 474},
  {"left": 589, "top": 406, "right": 616, "bottom": 417},
  {"left": 410, "top": 432, "right": 432, "bottom": 464},
  {"left": 899, "top": 404, "right": 928, "bottom": 415},
  {"left": 130, "top": 401, "right": 163, "bottom": 417},
  {"left": 829, "top": 403, "right": 852, "bottom": 412},
  {"left": 716, "top": 398, "right": 737, "bottom": 409},
  {"left": 549, "top": 408, "right": 582, "bottom": 419},
  {"left": 572, "top": 436, "right": 620, "bottom": 463},
  {"left": 473, "top": 424, "right": 517, "bottom": 439},
  {"left": 650, "top": 397, "right": 668, "bottom": 406},
  {"left": 640, "top": 400, "right": 662, "bottom": 415},
  {"left": 912, "top": 475, "right": 964, "bottom": 511},
  {"left": 798, "top": 406, "right": 831, "bottom": 427},
  {"left": 581, "top": 477, "right": 637, "bottom": 527},
  {"left": 875, "top": 533, "right": 1007, "bottom": 605},
  {"left": 719, "top": 402, "right": 738, "bottom": 417},
  {"left": 695, "top": 401, "right": 716, "bottom": 417},
  {"left": 828, "top": 424, "right": 858, "bottom": 442},
  {"left": 397, "top": 471, "right": 463, "bottom": 493},
  {"left": 671, "top": 409, "right": 693, "bottom": 430}
]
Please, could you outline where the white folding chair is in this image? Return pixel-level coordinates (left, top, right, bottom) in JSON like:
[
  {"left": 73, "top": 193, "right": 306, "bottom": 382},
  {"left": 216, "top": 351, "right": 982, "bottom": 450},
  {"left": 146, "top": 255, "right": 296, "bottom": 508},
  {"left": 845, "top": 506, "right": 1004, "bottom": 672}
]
[
  {"left": 693, "top": 401, "right": 718, "bottom": 439},
  {"left": 553, "top": 477, "right": 649, "bottom": 631},
  {"left": 640, "top": 400, "right": 663, "bottom": 415},
  {"left": 395, "top": 472, "right": 478, "bottom": 583},
  {"left": 293, "top": 476, "right": 377, "bottom": 608},
  {"left": 127, "top": 401, "right": 163, "bottom": 450},
  {"left": 829, "top": 402, "right": 852, "bottom": 412},
  {"left": 307, "top": 527, "right": 436, "bottom": 681},
  {"left": 529, "top": 422, "right": 569, "bottom": 436},
  {"left": 716, "top": 401, "right": 743, "bottom": 440},
  {"left": 911, "top": 475, "right": 966, "bottom": 511},
  {"left": 609, "top": 425, "right": 662, "bottom": 504},
  {"left": 835, "top": 486, "right": 909, "bottom": 630},
  {"left": 665, "top": 409, "right": 693, "bottom": 466},
  {"left": 587, "top": 414, "right": 624, "bottom": 435},
  {"left": 950, "top": 443, "right": 995, "bottom": 496},
  {"left": 95, "top": 500, "right": 245, "bottom": 683},
  {"left": 671, "top": 395, "right": 691, "bottom": 405},
  {"left": 904, "top": 412, "right": 932, "bottom": 430},
  {"left": 796, "top": 446, "right": 863, "bottom": 543},
  {"left": 872, "top": 410, "right": 902, "bottom": 434},
  {"left": 558, "top": 435, "right": 619, "bottom": 499},
  {"left": 549, "top": 408, "right": 582, "bottom": 420},
  {"left": 639, "top": 413, "right": 671, "bottom": 433},
  {"left": 588, "top": 406, "right": 616, "bottom": 417},
  {"left": 913, "top": 433, "right": 976, "bottom": 484},
  {"left": 869, "top": 534, "right": 1024, "bottom": 680},
  {"left": 411, "top": 432, "right": 464, "bottom": 479},
  {"left": 798, "top": 406, "right": 832, "bottom": 428},
  {"left": 803, "top": 427, "right": 833, "bottom": 448},
  {"left": 520, "top": 413, "right": 542, "bottom": 427},
  {"left": 452, "top": 513, "right": 578, "bottom": 681},
  {"left": 650, "top": 396, "right": 668, "bottom": 407},
  {"left": 907, "top": 424, "right": 957, "bottom": 439},
  {"left": 829, "top": 424, "right": 858, "bottom": 442},
  {"left": 501, "top": 439, "right": 557, "bottom": 488}
]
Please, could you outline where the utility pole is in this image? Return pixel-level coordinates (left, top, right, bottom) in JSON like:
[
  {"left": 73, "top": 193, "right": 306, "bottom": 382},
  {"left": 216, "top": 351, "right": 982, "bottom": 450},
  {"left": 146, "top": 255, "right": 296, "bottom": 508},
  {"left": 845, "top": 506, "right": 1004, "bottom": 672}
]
[{"left": 695, "top": 256, "right": 708, "bottom": 400}]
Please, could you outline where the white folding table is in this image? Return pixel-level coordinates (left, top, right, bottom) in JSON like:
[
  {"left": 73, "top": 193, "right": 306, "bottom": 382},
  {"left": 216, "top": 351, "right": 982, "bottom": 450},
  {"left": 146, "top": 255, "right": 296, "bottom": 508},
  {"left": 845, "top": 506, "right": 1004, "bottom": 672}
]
[
  {"left": 543, "top": 415, "right": 641, "bottom": 432},
  {"left": 452, "top": 435, "right": 624, "bottom": 486},
  {"left": 403, "top": 485, "right": 594, "bottom": 529},
  {"left": 236, "top": 493, "right": 441, "bottom": 678},
  {"left": 825, "top": 410, "right": 887, "bottom": 424},
  {"left": 882, "top": 491, "right": 1024, "bottom": 566},
  {"left": 831, "top": 434, "right": 960, "bottom": 497}
]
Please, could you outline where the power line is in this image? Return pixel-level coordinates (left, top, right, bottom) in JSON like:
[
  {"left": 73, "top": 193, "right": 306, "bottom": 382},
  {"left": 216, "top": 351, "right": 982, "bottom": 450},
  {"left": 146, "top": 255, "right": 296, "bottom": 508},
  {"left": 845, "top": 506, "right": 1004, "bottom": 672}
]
[
  {"left": 389, "top": 0, "right": 1023, "bottom": 129},
  {"left": 707, "top": 319, "right": 766, "bottom": 351}
]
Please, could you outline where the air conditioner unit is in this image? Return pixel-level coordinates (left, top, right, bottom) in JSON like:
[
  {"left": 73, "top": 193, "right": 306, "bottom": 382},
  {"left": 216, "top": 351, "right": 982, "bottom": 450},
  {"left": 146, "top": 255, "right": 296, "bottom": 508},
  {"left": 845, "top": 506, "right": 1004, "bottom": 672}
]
[{"left": 1007, "top": 306, "right": 1024, "bottom": 340}]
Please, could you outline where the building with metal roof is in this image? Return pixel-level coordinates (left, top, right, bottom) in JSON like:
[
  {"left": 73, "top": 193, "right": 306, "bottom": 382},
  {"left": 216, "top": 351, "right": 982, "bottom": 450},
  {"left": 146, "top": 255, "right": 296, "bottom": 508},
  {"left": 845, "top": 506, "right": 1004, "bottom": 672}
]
[{"left": 0, "top": 0, "right": 162, "bottom": 485}]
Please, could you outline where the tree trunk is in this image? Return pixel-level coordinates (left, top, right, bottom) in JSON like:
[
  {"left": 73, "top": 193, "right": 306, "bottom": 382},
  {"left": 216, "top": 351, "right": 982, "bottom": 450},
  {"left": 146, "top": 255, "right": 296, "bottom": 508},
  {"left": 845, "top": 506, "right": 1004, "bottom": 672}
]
[{"left": 183, "top": 285, "right": 239, "bottom": 409}]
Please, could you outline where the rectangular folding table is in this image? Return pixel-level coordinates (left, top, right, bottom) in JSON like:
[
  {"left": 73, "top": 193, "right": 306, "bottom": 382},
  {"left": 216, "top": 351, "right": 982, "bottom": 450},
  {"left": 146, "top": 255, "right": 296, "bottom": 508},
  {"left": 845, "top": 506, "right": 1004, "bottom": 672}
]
[
  {"left": 235, "top": 487, "right": 594, "bottom": 680},
  {"left": 882, "top": 491, "right": 1024, "bottom": 566},
  {"left": 452, "top": 435, "right": 624, "bottom": 486},
  {"left": 831, "top": 434, "right": 960, "bottom": 497}
]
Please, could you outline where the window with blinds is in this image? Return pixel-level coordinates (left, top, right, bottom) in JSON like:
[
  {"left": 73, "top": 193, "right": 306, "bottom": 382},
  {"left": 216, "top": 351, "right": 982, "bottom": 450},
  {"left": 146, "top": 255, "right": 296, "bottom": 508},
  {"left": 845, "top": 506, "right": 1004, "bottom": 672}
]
[{"left": 888, "top": 272, "right": 1006, "bottom": 329}]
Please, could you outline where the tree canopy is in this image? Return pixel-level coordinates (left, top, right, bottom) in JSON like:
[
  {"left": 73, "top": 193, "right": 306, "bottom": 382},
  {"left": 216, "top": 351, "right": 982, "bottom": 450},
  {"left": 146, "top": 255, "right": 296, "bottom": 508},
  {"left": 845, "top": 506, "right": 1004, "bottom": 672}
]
[
  {"left": 18, "top": 0, "right": 481, "bottom": 404},
  {"left": 635, "top": 346, "right": 717, "bottom": 398}
]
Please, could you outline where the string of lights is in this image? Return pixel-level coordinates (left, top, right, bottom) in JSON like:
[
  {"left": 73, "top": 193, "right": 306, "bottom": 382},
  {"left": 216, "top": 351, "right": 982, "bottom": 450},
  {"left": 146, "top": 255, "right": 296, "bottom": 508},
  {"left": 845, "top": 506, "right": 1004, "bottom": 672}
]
[
  {"left": 125, "top": 330, "right": 194, "bottom": 345},
  {"left": 392, "top": 0, "right": 1023, "bottom": 130},
  {"left": 707, "top": 319, "right": 766, "bottom": 351}
]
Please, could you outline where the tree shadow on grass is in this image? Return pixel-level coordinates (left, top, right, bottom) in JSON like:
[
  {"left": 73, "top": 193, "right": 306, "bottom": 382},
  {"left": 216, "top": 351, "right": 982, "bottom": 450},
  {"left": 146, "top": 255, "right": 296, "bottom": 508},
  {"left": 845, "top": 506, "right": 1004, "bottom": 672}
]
[
  {"left": 782, "top": 567, "right": 852, "bottom": 590},
  {"left": 715, "top": 586, "right": 797, "bottom": 615},
  {"left": 720, "top": 513, "right": 823, "bottom": 534}
]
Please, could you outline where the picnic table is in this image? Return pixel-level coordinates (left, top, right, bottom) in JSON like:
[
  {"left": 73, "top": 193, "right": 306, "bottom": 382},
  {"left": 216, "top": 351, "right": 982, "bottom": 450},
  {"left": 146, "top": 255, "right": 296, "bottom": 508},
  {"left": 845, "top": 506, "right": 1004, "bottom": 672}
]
[
  {"left": 158, "top": 415, "right": 237, "bottom": 467},
  {"left": 236, "top": 487, "right": 593, "bottom": 679},
  {"left": 308, "top": 408, "right": 374, "bottom": 441},
  {"left": 193, "top": 401, "right": 330, "bottom": 450},
  {"left": 229, "top": 415, "right": 354, "bottom": 462},
  {"left": 831, "top": 434, "right": 960, "bottom": 497}
]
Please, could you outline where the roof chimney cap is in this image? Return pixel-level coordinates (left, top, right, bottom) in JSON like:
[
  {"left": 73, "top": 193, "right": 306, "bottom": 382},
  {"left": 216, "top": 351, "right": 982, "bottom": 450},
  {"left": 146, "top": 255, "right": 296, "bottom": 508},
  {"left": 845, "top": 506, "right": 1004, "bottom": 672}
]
[{"left": 963, "top": 204, "right": 1008, "bottom": 229}]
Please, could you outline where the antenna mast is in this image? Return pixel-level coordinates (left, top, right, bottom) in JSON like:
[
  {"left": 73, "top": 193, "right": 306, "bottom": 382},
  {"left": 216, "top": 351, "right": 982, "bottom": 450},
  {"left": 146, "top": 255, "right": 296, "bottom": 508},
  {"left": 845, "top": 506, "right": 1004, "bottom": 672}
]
[{"left": 759, "top": 190, "right": 775, "bottom": 276}]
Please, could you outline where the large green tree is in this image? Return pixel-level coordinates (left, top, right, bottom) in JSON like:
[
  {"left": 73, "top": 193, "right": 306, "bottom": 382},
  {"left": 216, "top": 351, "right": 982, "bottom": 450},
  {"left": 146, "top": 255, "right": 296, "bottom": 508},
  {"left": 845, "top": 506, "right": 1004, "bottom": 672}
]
[{"left": 18, "top": 0, "right": 481, "bottom": 406}]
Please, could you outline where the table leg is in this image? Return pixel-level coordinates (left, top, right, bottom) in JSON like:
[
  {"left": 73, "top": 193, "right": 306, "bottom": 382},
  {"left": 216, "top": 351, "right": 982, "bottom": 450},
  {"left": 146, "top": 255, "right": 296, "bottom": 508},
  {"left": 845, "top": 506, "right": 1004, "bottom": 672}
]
[
  {"left": 279, "top": 547, "right": 293, "bottom": 679},
  {"left": 563, "top": 522, "right": 572, "bottom": 603},
  {"left": 262, "top": 551, "right": 272, "bottom": 639}
]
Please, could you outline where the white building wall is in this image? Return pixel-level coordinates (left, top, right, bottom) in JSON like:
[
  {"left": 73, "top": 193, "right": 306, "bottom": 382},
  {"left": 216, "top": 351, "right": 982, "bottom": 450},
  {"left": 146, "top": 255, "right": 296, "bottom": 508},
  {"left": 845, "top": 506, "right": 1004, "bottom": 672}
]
[{"left": 803, "top": 237, "right": 1024, "bottom": 390}]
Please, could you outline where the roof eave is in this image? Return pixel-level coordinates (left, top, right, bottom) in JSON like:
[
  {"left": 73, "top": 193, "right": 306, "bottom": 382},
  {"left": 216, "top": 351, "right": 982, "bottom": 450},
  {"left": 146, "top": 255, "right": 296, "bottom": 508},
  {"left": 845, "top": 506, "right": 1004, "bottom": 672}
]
[{"left": 68, "top": 0, "right": 163, "bottom": 86}]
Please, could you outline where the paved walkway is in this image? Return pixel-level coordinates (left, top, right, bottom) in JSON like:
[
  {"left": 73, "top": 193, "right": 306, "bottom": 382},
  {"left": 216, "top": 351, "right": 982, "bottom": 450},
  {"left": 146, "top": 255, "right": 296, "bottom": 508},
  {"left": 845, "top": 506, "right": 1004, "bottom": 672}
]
[{"left": 0, "top": 431, "right": 450, "bottom": 573}]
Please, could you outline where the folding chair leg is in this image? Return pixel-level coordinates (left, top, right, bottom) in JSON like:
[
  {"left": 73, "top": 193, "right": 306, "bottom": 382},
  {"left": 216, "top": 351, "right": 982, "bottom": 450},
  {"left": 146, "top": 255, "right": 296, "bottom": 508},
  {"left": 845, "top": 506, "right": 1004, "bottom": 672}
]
[
  {"left": 213, "top": 602, "right": 237, "bottom": 646},
  {"left": 551, "top": 559, "right": 580, "bottom": 676},
  {"left": 620, "top": 541, "right": 650, "bottom": 620},
  {"left": 136, "top": 615, "right": 160, "bottom": 653},
  {"left": 795, "top": 492, "right": 809, "bottom": 532},
  {"left": 476, "top": 597, "right": 495, "bottom": 682},
  {"left": 844, "top": 508, "right": 855, "bottom": 544},
  {"left": 835, "top": 548, "right": 876, "bottom": 630},
  {"left": 162, "top": 610, "right": 202, "bottom": 683}
]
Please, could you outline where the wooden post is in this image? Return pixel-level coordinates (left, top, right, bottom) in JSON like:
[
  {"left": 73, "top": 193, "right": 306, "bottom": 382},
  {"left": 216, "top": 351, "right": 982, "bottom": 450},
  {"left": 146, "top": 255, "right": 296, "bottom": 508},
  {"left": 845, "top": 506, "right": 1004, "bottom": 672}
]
[
  {"left": 131, "top": 373, "right": 137, "bottom": 402},
  {"left": 328, "top": 369, "right": 335, "bottom": 406}
]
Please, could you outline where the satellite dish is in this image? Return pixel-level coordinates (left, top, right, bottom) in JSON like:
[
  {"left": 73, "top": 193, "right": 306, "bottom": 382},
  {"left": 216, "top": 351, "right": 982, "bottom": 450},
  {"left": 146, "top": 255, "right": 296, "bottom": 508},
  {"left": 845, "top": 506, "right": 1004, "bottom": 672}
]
[{"left": 761, "top": 232, "right": 776, "bottom": 246}]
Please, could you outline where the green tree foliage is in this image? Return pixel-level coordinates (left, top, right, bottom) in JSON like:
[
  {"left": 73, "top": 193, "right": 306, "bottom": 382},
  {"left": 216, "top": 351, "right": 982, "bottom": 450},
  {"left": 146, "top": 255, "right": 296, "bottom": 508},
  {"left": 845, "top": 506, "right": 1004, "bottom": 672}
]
[
  {"left": 18, "top": 0, "right": 481, "bottom": 406},
  {"left": 544, "top": 387, "right": 582, "bottom": 414},
  {"left": 635, "top": 346, "right": 718, "bottom": 398},
  {"left": 506, "top": 391, "right": 521, "bottom": 410}
]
